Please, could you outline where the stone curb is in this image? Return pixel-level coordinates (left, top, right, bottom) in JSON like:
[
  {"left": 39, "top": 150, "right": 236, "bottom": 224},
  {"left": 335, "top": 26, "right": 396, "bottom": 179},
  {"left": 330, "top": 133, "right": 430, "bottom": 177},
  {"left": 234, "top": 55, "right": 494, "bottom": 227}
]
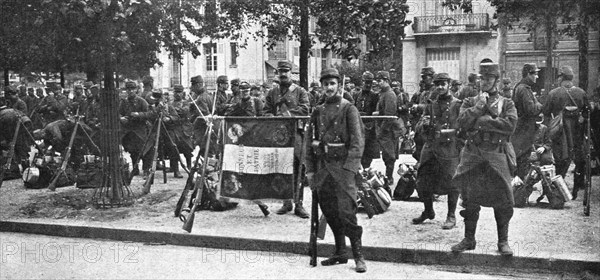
[{"left": 1, "top": 220, "right": 598, "bottom": 274}]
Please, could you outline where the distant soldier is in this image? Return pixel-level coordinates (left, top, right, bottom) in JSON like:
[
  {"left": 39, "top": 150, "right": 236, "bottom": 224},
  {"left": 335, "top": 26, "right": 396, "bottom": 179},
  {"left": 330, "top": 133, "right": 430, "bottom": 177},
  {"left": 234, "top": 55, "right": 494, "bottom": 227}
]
[
  {"left": 412, "top": 73, "right": 461, "bottom": 230},
  {"left": 500, "top": 78, "right": 513, "bottom": 98},
  {"left": 229, "top": 78, "right": 241, "bottom": 105},
  {"left": 451, "top": 62, "right": 518, "bottom": 256},
  {"left": 512, "top": 63, "right": 543, "bottom": 180},
  {"left": 141, "top": 75, "right": 154, "bottom": 103},
  {"left": 374, "top": 71, "right": 405, "bottom": 184},
  {"left": 169, "top": 84, "right": 194, "bottom": 170},
  {"left": 306, "top": 68, "right": 366, "bottom": 273},
  {"left": 410, "top": 67, "right": 435, "bottom": 161},
  {"left": 543, "top": 66, "right": 590, "bottom": 199},
  {"left": 68, "top": 84, "right": 87, "bottom": 115},
  {"left": 147, "top": 90, "right": 184, "bottom": 178},
  {"left": 0, "top": 95, "right": 32, "bottom": 167},
  {"left": 5, "top": 86, "right": 28, "bottom": 115},
  {"left": 189, "top": 75, "right": 215, "bottom": 155},
  {"left": 263, "top": 61, "right": 310, "bottom": 218},
  {"left": 214, "top": 75, "right": 231, "bottom": 116},
  {"left": 308, "top": 81, "right": 321, "bottom": 111},
  {"left": 354, "top": 71, "right": 380, "bottom": 168},
  {"left": 449, "top": 80, "right": 462, "bottom": 99},
  {"left": 119, "top": 81, "right": 152, "bottom": 178},
  {"left": 38, "top": 85, "right": 67, "bottom": 123},
  {"left": 457, "top": 73, "right": 480, "bottom": 100},
  {"left": 24, "top": 87, "right": 39, "bottom": 115}
]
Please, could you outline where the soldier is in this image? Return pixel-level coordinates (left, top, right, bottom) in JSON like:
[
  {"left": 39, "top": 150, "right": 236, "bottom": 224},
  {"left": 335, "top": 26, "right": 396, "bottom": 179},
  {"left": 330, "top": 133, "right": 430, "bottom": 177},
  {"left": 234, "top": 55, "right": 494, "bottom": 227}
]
[
  {"left": 457, "top": 73, "right": 481, "bottom": 100},
  {"left": 543, "top": 66, "right": 589, "bottom": 199},
  {"left": 169, "top": 84, "right": 194, "bottom": 174},
  {"left": 308, "top": 81, "right": 321, "bottom": 111},
  {"left": 354, "top": 71, "right": 380, "bottom": 168},
  {"left": 410, "top": 67, "right": 435, "bottom": 161},
  {"left": 449, "top": 80, "right": 462, "bottom": 99},
  {"left": 38, "top": 85, "right": 67, "bottom": 124},
  {"left": 5, "top": 86, "right": 28, "bottom": 115},
  {"left": 24, "top": 88, "right": 39, "bottom": 115},
  {"left": 374, "top": 71, "right": 405, "bottom": 184},
  {"left": 512, "top": 64, "right": 543, "bottom": 180},
  {"left": 306, "top": 68, "right": 366, "bottom": 273},
  {"left": 214, "top": 75, "right": 231, "bottom": 116},
  {"left": 141, "top": 75, "right": 154, "bottom": 104},
  {"left": 501, "top": 78, "right": 513, "bottom": 98},
  {"left": 68, "top": 84, "right": 87, "bottom": 115},
  {"left": 119, "top": 81, "right": 152, "bottom": 178},
  {"left": 147, "top": 90, "right": 184, "bottom": 178},
  {"left": 264, "top": 61, "right": 310, "bottom": 218},
  {"left": 0, "top": 95, "right": 32, "bottom": 168},
  {"left": 250, "top": 84, "right": 263, "bottom": 103},
  {"left": 411, "top": 73, "right": 461, "bottom": 229},
  {"left": 189, "top": 75, "right": 215, "bottom": 156},
  {"left": 33, "top": 118, "right": 93, "bottom": 170},
  {"left": 229, "top": 78, "right": 241, "bottom": 105},
  {"left": 451, "top": 62, "right": 518, "bottom": 256}
]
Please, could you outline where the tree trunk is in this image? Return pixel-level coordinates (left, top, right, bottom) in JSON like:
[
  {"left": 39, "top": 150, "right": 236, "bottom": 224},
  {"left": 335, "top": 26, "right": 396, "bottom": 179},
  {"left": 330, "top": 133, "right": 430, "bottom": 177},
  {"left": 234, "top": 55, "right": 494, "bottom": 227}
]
[
  {"left": 578, "top": 3, "right": 589, "bottom": 92},
  {"left": 544, "top": 14, "right": 554, "bottom": 93},
  {"left": 498, "top": 12, "right": 508, "bottom": 79},
  {"left": 60, "top": 70, "right": 65, "bottom": 88},
  {"left": 299, "top": 0, "right": 310, "bottom": 90}
]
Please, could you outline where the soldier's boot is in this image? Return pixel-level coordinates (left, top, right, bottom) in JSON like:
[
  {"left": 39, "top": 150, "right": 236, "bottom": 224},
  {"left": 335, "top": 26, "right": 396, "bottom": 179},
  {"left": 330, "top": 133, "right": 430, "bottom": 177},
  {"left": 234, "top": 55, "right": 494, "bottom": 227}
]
[
  {"left": 257, "top": 203, "right": 270, "bottom": 217},
  {"left": 442, "top": 192, "right": 459, "bottom": 230},
  {"left": 321, "top": 234, "right": 348, "bottom": 266},
  {"left": 451, "top": 209, "right": 478, "bottom": 252},
  {"left": 171, "top": 159, "right": 183, "bottom": 178},
  {"left": 294, "top": 202, "right": 309, "bottom": 219},
  {"left": 350, "top": 229, "right": 367, "bottom": 273},
  {"left": 412, "top": 195, "right": 435, "bottom": 224},
  {"left": 276, "top": 200, "right": 293, "bottom": 215},
  {"left": 385, "top": 164, "right": 395, "bottom": 186},
  {"left": 495, "top": 207, "right": 514, "bottom": 256},
  {"left": 131, "top": 164, "right": 140, "bottom": 176}
]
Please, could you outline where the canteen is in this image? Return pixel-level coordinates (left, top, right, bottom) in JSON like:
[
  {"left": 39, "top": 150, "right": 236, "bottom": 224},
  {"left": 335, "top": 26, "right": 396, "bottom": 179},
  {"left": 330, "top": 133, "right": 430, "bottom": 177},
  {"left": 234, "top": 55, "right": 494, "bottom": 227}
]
[{"left": 22, "top": 167, "right": 40, "bottom": 185}]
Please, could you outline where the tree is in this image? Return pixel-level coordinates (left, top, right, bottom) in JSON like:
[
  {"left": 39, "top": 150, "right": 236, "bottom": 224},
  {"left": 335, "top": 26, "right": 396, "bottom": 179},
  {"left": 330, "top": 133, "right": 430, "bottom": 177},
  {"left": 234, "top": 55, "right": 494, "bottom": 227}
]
[{"left": 220, "top": 0, "right": 411, "bottom": 89}]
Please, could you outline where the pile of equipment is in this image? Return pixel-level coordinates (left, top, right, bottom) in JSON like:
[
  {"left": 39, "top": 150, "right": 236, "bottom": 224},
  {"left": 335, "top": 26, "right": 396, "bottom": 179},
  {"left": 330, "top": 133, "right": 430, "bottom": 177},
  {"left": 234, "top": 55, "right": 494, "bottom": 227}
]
[{"left": 357, "top": 168, "right": 392, "bottom": 218}]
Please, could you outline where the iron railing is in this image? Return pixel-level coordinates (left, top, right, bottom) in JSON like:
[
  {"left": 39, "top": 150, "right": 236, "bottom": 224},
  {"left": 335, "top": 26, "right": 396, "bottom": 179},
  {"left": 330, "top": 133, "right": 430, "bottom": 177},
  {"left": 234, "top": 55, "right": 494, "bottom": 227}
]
[{"left": 413, "top": 13, "right": 490, "bottom": 34}]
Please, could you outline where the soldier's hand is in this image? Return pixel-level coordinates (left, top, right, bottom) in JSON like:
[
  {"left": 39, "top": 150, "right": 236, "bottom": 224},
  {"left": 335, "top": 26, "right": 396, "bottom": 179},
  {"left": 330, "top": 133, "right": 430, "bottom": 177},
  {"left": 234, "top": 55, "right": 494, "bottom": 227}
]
[
  {"left": 536, "top": 147, "right": 545, "bottom": 154},
  {"left": 475, "top": 93, "right": 489, "bottom": 110},
  {"left": 130, "top": 112, "right": 140, "bottom": 119},
  {"left": 120, "top": 117, "right": 129, "bottom": 124},
  {"left": 162, "top": 116, "right": 171, "bottom": 123},
  {"left": 307, "top": 172, "right": 315, "bottom": 190}
]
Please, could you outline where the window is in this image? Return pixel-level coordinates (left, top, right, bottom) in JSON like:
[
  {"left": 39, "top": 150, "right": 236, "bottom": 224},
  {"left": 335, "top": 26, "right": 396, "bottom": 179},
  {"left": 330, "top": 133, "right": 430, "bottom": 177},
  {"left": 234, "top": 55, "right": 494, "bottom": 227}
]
[
  {"left": 426, "top": 48, "right": 460, "bottom": 81},
  {"left": 293, "top": 47, "right": 299, "bottom": 57},
  {"left": 321, "top": 48, "right": 330, "bottom": 70},
  {"left": 204, "top": 43, "right": 217, "bottom": 71},
  {"left": 230, "top": 42, "right": 238, "bottom": 66},
  {"left": 171, "top": 58, "right": 181, "bottom": 87}
]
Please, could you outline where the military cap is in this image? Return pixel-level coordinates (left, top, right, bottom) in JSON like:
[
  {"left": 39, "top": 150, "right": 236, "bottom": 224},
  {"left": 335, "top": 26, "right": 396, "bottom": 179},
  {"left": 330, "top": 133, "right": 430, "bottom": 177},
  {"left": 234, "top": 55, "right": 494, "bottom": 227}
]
[
  {"left": 84, "top": 81, "right": 94, "bottom": 89},
  {"left": 262, "top": 82, "right": 270, "bottom": 88},
  {"left": 502, "top": 78, "right": 512, "bottom": 85},
  {"left": 420, "top": 67, "right": 435, "bottom": 76},
  {"left": 190, "top": 75, "right": 204, "bottom": 84},
  {"left": 558, "top": 65, "right": 574, "bottom": 80},
  {"left": 125, "top": 81, "right": 137, "bottom": 89},
  {"left": 451, "top": 79, "right": 462, "bottom": 86},
  {"left": 173, "top": 84, "right": 184, "bottom": 92},
  {"left": 480, "top": 58, "right": 493, "bottom": 64},
  {"left": 320, "top": 68, "right": 341, "bottom": 82},
  {"left": 74, "top": 84, "right": 83, "bottom": 90},
  {"left": 433, "top": 73, "right": 451, "bottom": 82},
  {"left": 310, "top": 81, "right": 320, "bottom": 88},
  {"left": 362, "top": 71, "right": 374, "bottom": 81},
  {"left": 251, "top": 84, "right": 261, "bottom": 91},
  {"left": 216, "top": 75, "right": 228, "bottom": 84},
  {"left": 468, "top": 73, "right": 481, "bottom": 83},
  {"left": 343, "top": 76, "right": 351, "bottom": 83},
  {"left": 480, "top": 63, "right": 500, "bottom": 77},
  {"left": 142, "top": 75, "right": 154, "bottom": 85},
  {"left": 149, "top": 90, "right": 162, "bottom": 101},
  {"left": 239, "top": 81, "right": 251, "bottom": 90},
  {"left": 277, "top": 61, "right": 293, "bottom": 70},
  {"left": 4, "top": 85, "right": 18, "bottom": 94},
  {"left": 90, "top": 84, "right": 99, "bottom": 89},
  {"left": 375, "top": 71, "right": 390, "bottom": 80},
  {"left": 230, "top": 78, "right": 240, "bottom": 86},
  {"left": 391, "top": 81, "right": 400, "bottom": 87},
  {"left": 522, "top": 63, "right": 541, "bottom": 75}
]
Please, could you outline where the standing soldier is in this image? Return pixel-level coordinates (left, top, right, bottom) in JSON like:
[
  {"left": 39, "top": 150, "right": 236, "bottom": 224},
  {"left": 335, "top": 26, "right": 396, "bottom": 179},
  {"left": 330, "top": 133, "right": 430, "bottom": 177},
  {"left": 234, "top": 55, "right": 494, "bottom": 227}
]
[
  {"left": 449, "top": 80, "right": 462, "bottom": 99},
  {"left": 5, "top": 86, "right": 28, "bottom": 115},
  {"left": 189, "top": 75, "right": 215, "bottom": 156},
  {"left": 543, "top": 66, "right": 589, "bottom": 199},
  {"left": 264, "top": 61, "right": 310, "bottom": 219},
  {"left": 411, "top": 73, "right": 461, "bottom": 229},
  {"left": 24, "top": 88, "right": 38, "bottom": 115},
  {"left": 147, "top": 90, "right": 184, "bottom": 178},
  {"left": 354, "top": 71, "right": 380, "bottom": 168},
  {"left": 229, "top": 78, "right": 241, "bottom": 105},
  {"left": 119, "top": 81, "right": 152, "bottom": 178},
  {"left": 374, "top": 71, "right": 405, "bottom": 184},
  {"left": 451, "top": 62, "right": 518, "bottom": 256},
  {"left": 214, "top": 75, "right": 231, "bottom": 116},
  {"left": 0, "top": 95, "right": 32, "bottom": 169},
  {"left": 308, "top": 82, "right": 321, "bottom": 112},
  {"left": 500, "top": 78, "right": 513, "bottom": 98},
  {"left": 169, "top": 84, "right": 194, "bottom": 173},
  {"left": 69, "top": 84, "right": 87, "bottom": 115},
  {"left": 306, "top": 68, "right": 366, "bottom": 273},
  {"left": 141, "top": 75, "right": 154, "bottom": 104},
  {"left": 410, "top": 67, "right": 435, "bottom": 161},
  {"left": 457, "top": 73, "right": 481, "bottom": 100},
  {"left": 512, "top": 64, "right": 543, "bottom": 180}
]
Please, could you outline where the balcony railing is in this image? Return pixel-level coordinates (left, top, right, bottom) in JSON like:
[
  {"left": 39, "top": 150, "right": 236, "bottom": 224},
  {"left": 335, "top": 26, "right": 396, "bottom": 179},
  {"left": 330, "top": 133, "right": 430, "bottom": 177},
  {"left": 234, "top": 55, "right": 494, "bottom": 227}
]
[{"left": 413, "top": 13, "right": 490, "bottom": 34}]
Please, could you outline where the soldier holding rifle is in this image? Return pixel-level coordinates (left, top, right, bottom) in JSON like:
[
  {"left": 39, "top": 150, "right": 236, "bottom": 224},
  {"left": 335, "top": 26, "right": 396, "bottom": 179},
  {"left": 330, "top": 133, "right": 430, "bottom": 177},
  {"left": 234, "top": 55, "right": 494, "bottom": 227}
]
[
  {"left": 353, "top": 71, "right": 380, "bottom": 169},
  {"left": 306, "top": 68, "right": 366, "bottom": 273},
  {"left": 119, "top": 81, "right": 152, "bottom": 178}
]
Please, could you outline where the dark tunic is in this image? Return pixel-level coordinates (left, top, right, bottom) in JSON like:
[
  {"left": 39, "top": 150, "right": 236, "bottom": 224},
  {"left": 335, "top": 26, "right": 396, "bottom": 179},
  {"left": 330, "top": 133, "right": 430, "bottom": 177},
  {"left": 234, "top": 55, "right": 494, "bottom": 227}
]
[
  {"left": 147, "top": 101, "right": 183, "bottom": 158},
  {"left": 9, "top": 98, "right": 28, "bottom": 115},
  {"left": 305, "top": 94, "right": 364, "bottom": 237},
  {"left": 377, "top": 85, "right": 404, "bottom": 163},
  {"left": 68, "top": 95, "right": 88, "bottom": 116},
  {"left": 457, "top": 83, "right": 479, "bottom": 100},
  {"left": 225, "top": 96, "right": 263, "bottom": 117},
  {"left": 190, "top": 91, "right": 215, "bottom": 148},
  {"left": 170, "top": 99, "right": 194, "bottom": 155},
  {"left": 354, "top": 89, "right": 380, "bottom": 160},
  {"left": 452, "top": 92, "right": 518, "bottom": 208},
  {"left": 0, "top": 107, "right": 32, "bottom": 162},
  {"left": 119, "top": 96, "right": 151, "bottom": 155},
  {"left": 38, "top": 94, "right": 67, "bottom": 123},
  {"left": 214, "top": 90, "right": 231, "bottom": 116},
  {"left": 512, "top": 78, "right": 543, "bottom": 158},
  {"left": 415, "top": 93, "right": 461, "bottom": 195}
]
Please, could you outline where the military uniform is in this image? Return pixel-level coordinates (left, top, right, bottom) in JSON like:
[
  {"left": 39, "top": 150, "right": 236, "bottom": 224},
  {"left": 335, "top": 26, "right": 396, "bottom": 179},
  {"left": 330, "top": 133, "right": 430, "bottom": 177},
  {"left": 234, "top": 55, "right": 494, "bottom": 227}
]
[
  {"left": 306, "top": 68, "right": 365, "bottom": 272},
  {"left": 376, "top": 71, "right": 405, "bottom": 182},
  {"left": 512, "top": 64, "right": 543, "bottom": 179},
  {"left": 411, "top": 67, "right": 436, "bottom": 161},
  {"left": 119, "top": 85, "right": 152, "bottom": 174},
  {"left": 412, "top": 73, "right": 461, "bottom": 229},
  {"left": 543, "top": 66, "right": 589, "bottom": 198},
  {"left": 170, "top": 85, "right": 194, "bottom": 170},
  {"left": 457, "top": 73, "right": 480, "bottom": 100},
  {"left": 451, "top": 63, "right": 518, "bottom": 256},
  {"left": 0, "top": 105, "right": 32, "bottom": 167},
  {"left": 35, "top": 119, "right": 93, "bottom": 170},
  {"left": 147, "top": 91, "right": 185, "bottom": 178},
  {"left": 354, "top": 71, "right": 380, "bottom": 168},
  {"left": 38, "top": 91, "right": 67, "bottom": 124}
]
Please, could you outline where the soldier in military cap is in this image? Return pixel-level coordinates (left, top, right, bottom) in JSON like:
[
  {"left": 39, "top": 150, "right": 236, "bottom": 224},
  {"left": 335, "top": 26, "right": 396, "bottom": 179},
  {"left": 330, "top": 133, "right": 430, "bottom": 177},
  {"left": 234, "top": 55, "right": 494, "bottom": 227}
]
[
  {"left": 0, "top": 93, "right": 32, "bottom": 169},
  {"left": 354, "top": 71, "right": 380, "bottom": 168},
  {"left": 374, "top": 71, "right": 405, "bottom": 184},
  {"left": 500, "top": 78, "right": 512, "bottom": 98},
  {"left": 451, "top": 62, "right": 518, "bottom": 256},
  {"left": 306, "top": 67, "right": 366, "bottom": 273},
  {"left": 412, "top": 67, "right": 435, "bottom": 105},
  {"left": 449, "top": 80, "right": 462, "bottom": 98},
  {"left": 457, "top": 73, "right": 481, "bottom": 100},
  {"left": 543, "top": 65, "right": 590, "bottom": 199},
  {"left": 229, "top": 78, "right": 241, "bottom": 105},
  {"left": 141, "top": 75, "right": 155, "bottom": 103},
  {"left": 512, "top": 63, "right": 543, "bottom": 180},
  {"left": 411, "top": 73, "right": 461, "bottom": 229},
  {"left": 68, "top": 84, "right": 87, "bottom": 116},
  {"left": 308, "top": 81, "right": 321, "bottom": 111},
  {"left": 264, "top": 60, "right": 310, "bottom": 218},
  {"left": 410, "top": 67, "right": 435, "bottom": 161},
  {"left": 212, "top": 75, "right": 230, "bottom": 116},
  {"left": 23, "top": 87, "right": 39, "bottom": 116},
  {"left": 170, "top": 84, "right": 194, "bottom": 172},
  {"left": 189, "top": 75, "right": 217, "bottom": 156},
  {"left": 5, "top": 86, "right": 28, "bottom": 115},
  {"left": 226, "top": 81, "right": 263, "bottom": 117},
  {"left": 119, "top": 81, "right": 152, "bottom": 178}
]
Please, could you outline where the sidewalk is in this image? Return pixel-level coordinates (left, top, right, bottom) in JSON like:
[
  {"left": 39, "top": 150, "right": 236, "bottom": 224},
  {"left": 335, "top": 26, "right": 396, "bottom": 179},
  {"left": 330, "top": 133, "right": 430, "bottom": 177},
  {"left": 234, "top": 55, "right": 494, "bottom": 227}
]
[{"left": 1, "top": 157, "right": 598, "bottom": 274}]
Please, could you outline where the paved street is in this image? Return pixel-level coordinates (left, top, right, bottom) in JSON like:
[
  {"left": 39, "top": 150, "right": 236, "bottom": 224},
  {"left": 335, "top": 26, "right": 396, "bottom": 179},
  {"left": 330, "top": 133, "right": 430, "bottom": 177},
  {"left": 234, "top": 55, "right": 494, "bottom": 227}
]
[{"left": 1, "top": 232, "right": 562, "bottom": 279}]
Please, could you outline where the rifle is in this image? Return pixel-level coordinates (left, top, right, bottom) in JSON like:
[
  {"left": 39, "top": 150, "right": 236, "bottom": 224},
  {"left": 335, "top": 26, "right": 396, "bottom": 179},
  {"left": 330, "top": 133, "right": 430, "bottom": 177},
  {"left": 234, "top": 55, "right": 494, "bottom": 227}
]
[
  {"left": 48, "top": 114, "right": 80, "bottom": 191},
  {"left": 584, "top": 110, "right": 592, "bottom": 216},
  {"left": 307, "top": 121, "right": 319, "bottom": 267},
  {"left": 174, "top": 149, "right": 203, "bottom": 217},
  {"left": 0, "top": 119, "right": 22, "bottom": 189},
  {"left": 181, "top": 91, "right": 218, "bottom": 233},
  {"left": 142, "top": 113, "right": 163, "bottom": 195}
]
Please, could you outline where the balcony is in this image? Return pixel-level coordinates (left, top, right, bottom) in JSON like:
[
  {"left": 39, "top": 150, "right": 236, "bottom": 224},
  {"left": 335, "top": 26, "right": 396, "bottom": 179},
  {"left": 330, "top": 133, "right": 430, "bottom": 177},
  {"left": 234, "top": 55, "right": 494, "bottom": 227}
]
[{"left": 413, "top": 13, "right": 490, "bottom": 35}]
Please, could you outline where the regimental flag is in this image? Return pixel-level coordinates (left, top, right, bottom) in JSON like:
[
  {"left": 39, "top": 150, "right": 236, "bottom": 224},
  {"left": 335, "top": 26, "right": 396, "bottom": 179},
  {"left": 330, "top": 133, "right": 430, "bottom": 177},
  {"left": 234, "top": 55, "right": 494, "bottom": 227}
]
[{"left": 219, "top": 117, "right": 297, "bottom": 201}]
